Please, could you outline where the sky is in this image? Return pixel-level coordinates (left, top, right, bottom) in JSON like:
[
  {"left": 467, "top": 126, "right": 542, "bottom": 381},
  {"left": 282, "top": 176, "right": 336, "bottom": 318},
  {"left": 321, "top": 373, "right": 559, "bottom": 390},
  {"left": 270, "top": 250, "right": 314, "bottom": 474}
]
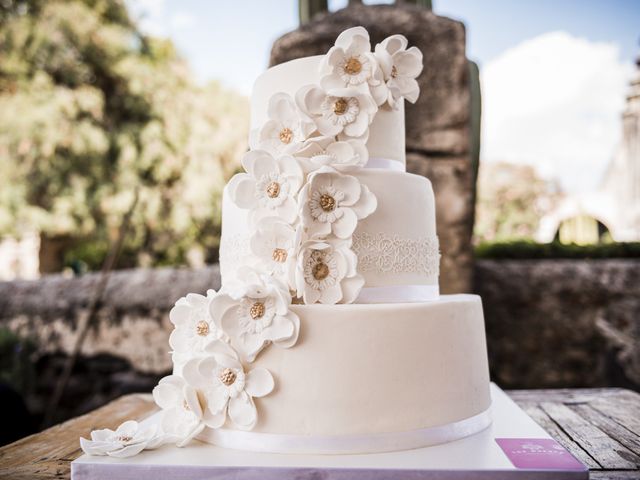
[{"left": 127, "top": 0, "right": 640, "bottom": 193}]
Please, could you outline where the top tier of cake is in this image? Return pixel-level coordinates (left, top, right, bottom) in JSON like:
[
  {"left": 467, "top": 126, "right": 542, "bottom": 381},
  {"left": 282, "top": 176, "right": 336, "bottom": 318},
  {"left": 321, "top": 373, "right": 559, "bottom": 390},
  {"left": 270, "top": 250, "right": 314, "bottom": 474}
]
[{"left": 251, "top": 56, "right": 407, "bottom": 171}]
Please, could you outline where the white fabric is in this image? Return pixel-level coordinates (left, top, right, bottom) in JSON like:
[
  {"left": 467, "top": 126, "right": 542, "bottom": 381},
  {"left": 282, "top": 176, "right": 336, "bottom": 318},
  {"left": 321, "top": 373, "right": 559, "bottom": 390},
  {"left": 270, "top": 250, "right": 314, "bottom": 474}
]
[
  {"left": 355, "top": 284, "right": 440, "bottom": 303},
  {"left": 365, "top": 157, "right": 405, "bottom": 171},
  {"left": 199, "top": 406, "right": 491, "bottom": 454}
]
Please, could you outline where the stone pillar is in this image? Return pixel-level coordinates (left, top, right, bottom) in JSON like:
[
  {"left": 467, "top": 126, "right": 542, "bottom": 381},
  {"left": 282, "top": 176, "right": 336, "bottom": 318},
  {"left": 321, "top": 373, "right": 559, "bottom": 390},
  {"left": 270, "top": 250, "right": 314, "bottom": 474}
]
[{"left": 270, "top": 3, "right": 475, "bottom": 293}]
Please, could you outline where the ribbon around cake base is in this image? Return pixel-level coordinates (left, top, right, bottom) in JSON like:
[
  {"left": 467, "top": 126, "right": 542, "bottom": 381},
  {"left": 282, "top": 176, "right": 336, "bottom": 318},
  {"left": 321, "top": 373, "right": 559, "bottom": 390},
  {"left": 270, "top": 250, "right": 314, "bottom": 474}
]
[
  {"left": 355, "top": 284, "right": 440, "bottom": 303},
  {"left": 365, "top": 157, "right": 405, "bottom": 171},
  {"left": 198, "top": 406, "right": 492, "bottom": 455}
]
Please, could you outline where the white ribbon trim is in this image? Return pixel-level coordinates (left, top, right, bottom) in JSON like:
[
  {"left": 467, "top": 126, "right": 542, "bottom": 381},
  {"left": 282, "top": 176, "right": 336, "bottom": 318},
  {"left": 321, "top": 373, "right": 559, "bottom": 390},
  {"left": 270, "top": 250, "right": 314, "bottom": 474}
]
[
  {"left": 199, "top": 406, "right": 492, "bottom": 454},
  {"left": 355, "top": 284, "right": 440, "bottom": 304},
  {"left": 365, "top": 157, "right": 405, "bottom": 171}
]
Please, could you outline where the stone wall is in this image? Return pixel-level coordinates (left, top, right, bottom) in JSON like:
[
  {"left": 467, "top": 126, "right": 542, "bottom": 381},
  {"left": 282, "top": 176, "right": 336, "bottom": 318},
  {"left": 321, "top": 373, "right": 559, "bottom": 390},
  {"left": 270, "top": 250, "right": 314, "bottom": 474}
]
[
  {"left": 270, "top": 3, "right": 475, "bottom": 293},
  {"left": 475, "top": 259, "right": 640, "bottom": 390}
]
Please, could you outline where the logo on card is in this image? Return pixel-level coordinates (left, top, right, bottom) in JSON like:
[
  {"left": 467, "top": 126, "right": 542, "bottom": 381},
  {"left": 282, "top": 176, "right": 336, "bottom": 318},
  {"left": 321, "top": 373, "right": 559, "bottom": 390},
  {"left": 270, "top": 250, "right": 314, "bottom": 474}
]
[{"left": 495, "top": 438, "right": 587, "bottom": 470}]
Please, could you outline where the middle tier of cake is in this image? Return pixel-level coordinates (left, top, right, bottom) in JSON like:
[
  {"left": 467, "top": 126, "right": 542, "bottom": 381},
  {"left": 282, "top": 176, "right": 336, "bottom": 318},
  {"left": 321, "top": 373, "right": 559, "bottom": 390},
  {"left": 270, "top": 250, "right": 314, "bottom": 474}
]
[{"left": 220, "top": 168, "right": 440, "bottom": 301}]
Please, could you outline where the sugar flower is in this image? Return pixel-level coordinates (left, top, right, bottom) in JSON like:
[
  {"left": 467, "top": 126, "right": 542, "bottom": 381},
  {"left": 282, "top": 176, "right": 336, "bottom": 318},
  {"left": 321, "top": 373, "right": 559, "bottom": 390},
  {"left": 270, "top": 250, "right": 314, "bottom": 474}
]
[
  {"left": 295, "top": 136, "right": 368, "bottom": 172},
  {"left": 251, "top": 92, "right": 315, "bottom": 155},
  {"left": 296, "top": 85, "right": 377, "bottom": 142},
  {"left": 293, "top": 236, "right": 364, "bottom": 305},
  {"left": 182, "top": 340, "right": 275, "bottom": 431},
  {"left": 211, "top": 267, "right": 300, "bottom": 362},
  {"left": 228, "top": 150, "right": 304, "bottom": 224},
  {"left": 320, "top": 26, "right": 387, "bottom": 105},
  {"left": 80, "top": 420, "right": 164, "bottom": 458},
  {"left": 374, "top": 34, "right": 423, "bottom": 108},
  {"left": 300, "top": 167, "right": 377, "bottom": 239}
]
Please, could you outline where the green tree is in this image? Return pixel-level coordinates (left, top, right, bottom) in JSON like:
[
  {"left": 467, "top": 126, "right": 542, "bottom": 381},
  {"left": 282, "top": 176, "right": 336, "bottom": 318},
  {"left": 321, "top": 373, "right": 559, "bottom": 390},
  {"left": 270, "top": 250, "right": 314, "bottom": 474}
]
[
  {"left": 0, "top": 0, "right": 248, "bottom": 271},
  {"left": 474, "top": 162, "right": 563, "bottom": 243}
]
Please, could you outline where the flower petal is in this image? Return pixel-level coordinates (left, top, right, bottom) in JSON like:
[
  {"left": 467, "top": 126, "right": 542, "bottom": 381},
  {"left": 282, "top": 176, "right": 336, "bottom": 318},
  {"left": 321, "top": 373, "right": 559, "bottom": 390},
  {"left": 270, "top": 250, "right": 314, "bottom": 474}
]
[
  {"left": 320, "top": 284, "right": 343, "bottom": 305},
  {"left": 340, "top": 274, "right": 365, "bottom": 304},
  {"left": 263, "top": 314, "right": 295, "bottom": 342},
  {"left": 245, "top": 368, "right": 275, "bottom": 398},
  {"left": 107, "top": 442, "right": 147, "bottom": 458},
  {"left": 351, "top": 184, "right": 377, "bottom": 219},
  {"left": 228, "top": 392, "right": 257, "bottom": 430},
  {"left": 202, "top": 407, "right": 226, "bottom": 429},
  {"left": 227, "top": 174, "right": 257, "bottom": 210},
  {"left": 242, "top": 150, "right": 278, "bottom": 178},
  {"left": 332, "top": 207, "right": 358, "bottom": 239}
]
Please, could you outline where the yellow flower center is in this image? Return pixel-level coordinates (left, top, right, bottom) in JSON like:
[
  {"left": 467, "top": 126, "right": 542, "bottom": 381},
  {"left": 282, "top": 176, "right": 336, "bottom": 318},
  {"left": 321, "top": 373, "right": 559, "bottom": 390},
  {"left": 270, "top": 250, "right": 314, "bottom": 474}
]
[
  {"left": 391, "top": 65, "right": 398, "bottom": 79},
  {"left": 219, "top": 368, "right": 237, "bottom": 386},
  {"left": 272, "top": 248, "right": 288, "bottom": 263},
  {"left": 195, "top": 320, "right": 209, "bottom": 336},
  {"left": 344, "top": 57, "right": 362, "bottom": 75},
  {"left": 333, "top": 98, "right": 349, "bottom": 115},
  {"left": 266, "top": 181, "right": 280, "bottom": 198},
  {"left": 312, "top": 262, "right": 330, "bottom": 280},
  {"left": 319, "top": 194, "right": 336, "bottom": 212},
  {"left": 279, "top": 127, "right": 293, "bottom": 144},
  {"left": 249, "top": 302, "right": 266, "bottom": 319}
]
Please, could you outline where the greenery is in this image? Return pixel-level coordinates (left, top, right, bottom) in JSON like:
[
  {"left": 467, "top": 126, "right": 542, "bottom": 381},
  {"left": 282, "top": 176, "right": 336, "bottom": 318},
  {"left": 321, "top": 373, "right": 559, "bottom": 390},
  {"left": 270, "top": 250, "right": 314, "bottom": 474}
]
[
  {"left": 475, "top": 240, "right": 640, "bottom": 259},
  {"left": 0, "top": 0, "right": 248, "bottom": 270},
  {"left": 0, "top": 328, "right": 37, "bottom": 396},
  {"left": 474, "top": 161, "right": 562, "bottom": 243}
]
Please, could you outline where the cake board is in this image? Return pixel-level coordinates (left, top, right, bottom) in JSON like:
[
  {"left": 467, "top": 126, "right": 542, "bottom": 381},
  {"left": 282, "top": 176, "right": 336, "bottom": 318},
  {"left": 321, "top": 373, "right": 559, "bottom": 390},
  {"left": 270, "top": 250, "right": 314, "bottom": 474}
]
[{"left": 71, "top": 383, "right": 588, "bottom": 479}]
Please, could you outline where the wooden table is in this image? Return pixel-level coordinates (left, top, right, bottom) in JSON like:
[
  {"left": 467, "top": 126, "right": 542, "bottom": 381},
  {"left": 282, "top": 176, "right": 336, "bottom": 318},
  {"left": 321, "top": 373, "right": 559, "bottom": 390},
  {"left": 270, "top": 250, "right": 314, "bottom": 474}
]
[{"left": 1, "top": 388, "right": 638, "bottom": 479}]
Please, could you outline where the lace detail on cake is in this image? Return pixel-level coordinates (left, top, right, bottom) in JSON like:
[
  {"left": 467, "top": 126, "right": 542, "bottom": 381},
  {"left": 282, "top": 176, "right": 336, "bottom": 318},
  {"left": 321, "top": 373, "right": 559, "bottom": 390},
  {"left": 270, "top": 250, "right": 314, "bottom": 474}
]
[
  {"left": 220, "top": 232, "right": 440, "bottom": 278},
  {"left": 352, "top": 232, "right": 440, "bottom": 277}
]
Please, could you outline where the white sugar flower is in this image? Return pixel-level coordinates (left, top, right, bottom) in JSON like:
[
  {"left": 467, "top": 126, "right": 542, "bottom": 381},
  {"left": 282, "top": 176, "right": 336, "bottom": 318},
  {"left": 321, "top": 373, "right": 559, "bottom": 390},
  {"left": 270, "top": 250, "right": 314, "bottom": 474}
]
[
  {"left": 296, "top": 84, "right": 377, "bottom": 142},
  {"left": 300, "top": 167, "right": 377, "bottom": 239},
  {"left": 211, "top": 267, "right": 300, "bottom": 362},
  {"left": 293, "top": 237, "right": 364, "bottom": 305},
  {"left": 228, "top": 150, "right": 304, "bottom": 224},
  {"left": 251, "top": 92, "right": 315, "bottom": 156},
  {"left": 169, "top": 290, "right": 225, "bottom": 364},
  {"left": 182, "top": 340, "right": 275, "bottom": 431},
  {"left": 320, "top": 26, "right": 387, "bottom": 105},
  {"left": 295, "top": 136, "right": 368, "bottom": 172},
  {"left": 80, "top": 420, "right": 164, "bottom": 458},
  {"left": 374, "top": 34, "right": 423, "bottom": 108},
  {"left": 249, "top": 216, "right": 300, "bottom": 283},
  {"left": 152, "top": 374, "right": 219, "bottom": 447}
]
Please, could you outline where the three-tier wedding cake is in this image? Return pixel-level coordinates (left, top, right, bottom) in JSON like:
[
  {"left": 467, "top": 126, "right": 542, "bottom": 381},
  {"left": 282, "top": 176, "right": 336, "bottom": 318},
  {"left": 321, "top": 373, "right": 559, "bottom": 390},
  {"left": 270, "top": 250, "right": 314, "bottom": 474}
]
[{"left": 80, "top": 26, "right": 491, "bottom": 459}]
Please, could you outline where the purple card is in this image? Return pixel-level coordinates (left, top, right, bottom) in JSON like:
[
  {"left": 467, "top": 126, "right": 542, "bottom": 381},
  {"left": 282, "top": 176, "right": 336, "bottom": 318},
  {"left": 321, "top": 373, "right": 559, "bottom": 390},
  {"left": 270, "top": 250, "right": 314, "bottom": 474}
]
[{"left": 495, "top": 438, "right": 586, "bottom": 470}]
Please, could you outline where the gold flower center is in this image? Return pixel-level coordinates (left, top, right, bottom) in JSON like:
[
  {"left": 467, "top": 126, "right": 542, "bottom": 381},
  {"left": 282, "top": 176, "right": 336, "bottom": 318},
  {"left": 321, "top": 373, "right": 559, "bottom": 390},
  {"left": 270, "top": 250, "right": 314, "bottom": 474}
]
[
  {"left": 391, "top": 65, "right": 398, "bottom": 78},
  {"left": 272, "top": 248, "right": 288, "bottom": 263},
  {"left": 219, "top": 368, "right": 237, "bottom": 386},
  {"left": 195, "top": 320, "right": 209, "bottom": 336},
  {"left": 319, "top": 194, "right": 336, "bottom": 212},
  {"left": 117, "top": 435, "right": 133, "bottom": 443},
  {"left": 266, "top": 181, "right": 280, "bottom": 198},
  {"left": 333, "top": 98, "right": 349, "bottom": 115},
  {"left": 312, "top": 262, "right": 330, "bottom": 280},
  {"left": 344, "top": 57, "right": 362, "bottom": 75},
  {"left": 279, "top": 127, "right": 293, "bottom": 144},
  {"left": 249, "top": 302, "right": 266, "bottom": 319}
]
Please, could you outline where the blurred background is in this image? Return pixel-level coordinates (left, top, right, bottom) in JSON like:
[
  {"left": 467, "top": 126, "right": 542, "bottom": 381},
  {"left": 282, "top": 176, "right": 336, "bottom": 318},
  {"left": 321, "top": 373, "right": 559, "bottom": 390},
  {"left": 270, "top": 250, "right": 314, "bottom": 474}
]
[{"left": 0, "top": 0, "right": 638, "bottom": 446}]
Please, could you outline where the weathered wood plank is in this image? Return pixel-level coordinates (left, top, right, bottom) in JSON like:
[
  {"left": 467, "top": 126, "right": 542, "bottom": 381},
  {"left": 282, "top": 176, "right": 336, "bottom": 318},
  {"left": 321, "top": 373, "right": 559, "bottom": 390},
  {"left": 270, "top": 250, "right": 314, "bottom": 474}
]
[
  {"left": 572, "top": 402, "right": 640, "bottom": 456},
  {"left": 590, "top": 391, "right": 640, "bottom": 437},
  {"left": 509, "top": 388, "right": 627, "bottom": 404},
  {"left": 0, "top": 394, "right": 157, "bottom": 480},
  {"left": 520, "top": 404, "right": 600, "bottom": 469},
  {"left": 590, "top": 472, "right": 640, "bottom": 480},
  {"left": 540, "top": 401, "right": 640, "bottom": 470}
]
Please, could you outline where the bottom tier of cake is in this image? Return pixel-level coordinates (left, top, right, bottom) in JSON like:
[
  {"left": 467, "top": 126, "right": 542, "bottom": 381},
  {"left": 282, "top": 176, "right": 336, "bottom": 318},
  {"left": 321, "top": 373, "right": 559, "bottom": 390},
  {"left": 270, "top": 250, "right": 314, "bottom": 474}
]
[{"left": 200, "top": 294, "right": 492, "bottom": 454}]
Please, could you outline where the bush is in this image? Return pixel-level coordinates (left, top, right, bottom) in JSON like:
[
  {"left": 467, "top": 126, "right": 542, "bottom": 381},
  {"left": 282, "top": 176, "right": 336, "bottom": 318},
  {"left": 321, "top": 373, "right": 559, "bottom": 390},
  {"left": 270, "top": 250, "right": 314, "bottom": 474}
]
[{"left": 475, "top": 241, "right": 640, "bottom": 259}]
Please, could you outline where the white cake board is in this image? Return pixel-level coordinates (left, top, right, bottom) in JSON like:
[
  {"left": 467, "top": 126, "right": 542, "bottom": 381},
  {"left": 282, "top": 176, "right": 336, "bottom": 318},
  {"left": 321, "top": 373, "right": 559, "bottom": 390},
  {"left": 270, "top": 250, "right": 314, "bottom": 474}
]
[{"left": 71, "top": 383, "right": 588, "bottom": 479}]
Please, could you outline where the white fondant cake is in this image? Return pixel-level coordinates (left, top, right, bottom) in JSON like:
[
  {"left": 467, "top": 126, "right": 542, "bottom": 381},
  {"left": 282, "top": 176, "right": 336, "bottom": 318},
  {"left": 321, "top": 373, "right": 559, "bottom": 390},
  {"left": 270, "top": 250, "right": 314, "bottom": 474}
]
[{"left": 79, "top": 26, "right": 492, "bottom": 460}]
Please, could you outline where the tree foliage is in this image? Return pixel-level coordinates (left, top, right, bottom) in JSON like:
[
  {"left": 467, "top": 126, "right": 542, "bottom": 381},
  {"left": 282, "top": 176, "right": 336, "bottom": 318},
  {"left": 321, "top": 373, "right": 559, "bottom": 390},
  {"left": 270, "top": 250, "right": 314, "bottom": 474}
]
[
  {"left": 474, "top": 162, "right": 562, "bottom": 243},
  {"left": 0, "top": 0, "right": 248, "bottom": 269}
]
